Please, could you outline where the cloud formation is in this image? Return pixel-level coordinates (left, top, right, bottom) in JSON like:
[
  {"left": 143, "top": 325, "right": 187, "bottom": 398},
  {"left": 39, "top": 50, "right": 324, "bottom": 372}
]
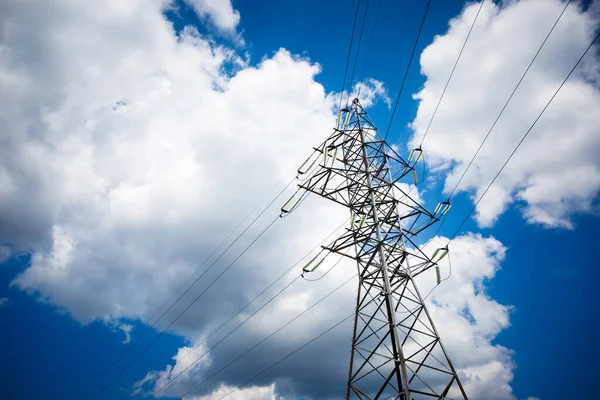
[
  {"left": 0, "top": 0, "right": 530, "bottom": 398},
  {"left": 183, "top": 0, "right": 241, "bottom": 36},
  {"left": 409, "top": 0, "right": 600, "bottom": 228},
  {"left": 119, "top": 324, "right": 134, "bottom": 344},
  {"left": 188, "top": 383, "right": 276, "bottom": 400},
  {"left": 0, "top": 246, "right": 11, "bottom": 263},
  {"left": 0, "top": 298, "right": 9, "bottom": 308},
  {"left": 132, "top": 233, "right": 516, "bottom": 400}
]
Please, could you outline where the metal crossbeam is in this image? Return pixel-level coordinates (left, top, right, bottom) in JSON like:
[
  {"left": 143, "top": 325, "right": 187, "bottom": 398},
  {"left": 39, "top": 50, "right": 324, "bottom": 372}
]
[{"left": 294, "top": 99, "right": 468, "bottom": 400}]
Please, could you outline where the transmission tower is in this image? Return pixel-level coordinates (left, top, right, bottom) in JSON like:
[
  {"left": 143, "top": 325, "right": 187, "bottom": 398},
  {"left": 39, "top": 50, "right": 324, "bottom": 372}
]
[{"left": 286, "top": 98, "right": 467, "bottom": 399}]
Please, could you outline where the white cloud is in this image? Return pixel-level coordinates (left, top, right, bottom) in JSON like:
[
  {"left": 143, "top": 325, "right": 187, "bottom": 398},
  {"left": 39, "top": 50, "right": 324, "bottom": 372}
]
[
  {"left": 327, "top": 78, "right": 391, "bottom": 110},
  {"left": 0, "top": 298, "right": 10, "bottom": 308},
  {"left": 186, "top": 383, "right": 276, "bottom": 400},
  {"left": 184, "top": 0, "right": 240, "bottom": 35},
  {"left": 135, "top": 234, "right": 520, "bottom": 399},
  {"left": 353, "top": 78, "right": 391, "bottom": 108},
  {"left": 148, "top": 342, "right": 214, "bottom": 397},
  {"left": 1, "top": 0, "right": 525, "bottom": 398},
  {"left": 2, "top": 0, "right": 343, "bottom": 322},
  {"left": 414, "top": 234, "right": 515, "bottom": 399},
  {"left": 0, "top": 245, "right": 11, "bottom": 263},
  {"left": 119, "top": 323, "right": 134, "bottom": 344},
  {"left": 409, "top": 0, "right": 600, "bottom": 228}
]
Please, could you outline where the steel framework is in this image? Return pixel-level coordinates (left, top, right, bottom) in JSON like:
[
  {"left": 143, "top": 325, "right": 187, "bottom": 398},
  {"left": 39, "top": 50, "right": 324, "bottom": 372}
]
[{"left": 289, "top": 98, "right": 468, "bottom": 399}]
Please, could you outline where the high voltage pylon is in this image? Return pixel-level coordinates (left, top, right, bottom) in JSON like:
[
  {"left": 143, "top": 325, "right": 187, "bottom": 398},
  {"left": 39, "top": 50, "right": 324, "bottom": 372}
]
[{"left": 285, "top": 98, "right": 467, "bottom": 399}]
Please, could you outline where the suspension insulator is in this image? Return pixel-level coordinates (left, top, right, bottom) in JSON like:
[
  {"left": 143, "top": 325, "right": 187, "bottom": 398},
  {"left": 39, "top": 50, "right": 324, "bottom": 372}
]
[
  {"left": 358, "top": 213, "right": 367, "bottom": 229},
  {"left": 431, "top": 246, "right": 449, "bottom": 263},
  {"left": 343, "top": 111, "right": 352, "bottom": 128},
  {"left": 442, "top": 202, "right": 451, "bottom": 215},
  {"left": 302, "top": 251, "right": 327, "bottom": 273},
  {"left": 350, "top": 213, "right": 357, "bottom": 226},
  {"left": 328, "top": 147, "right": 338, "bottom": 166},
  {"left": 281, "top": 189, "right": 305, "bottom": 216},
  {"left": 408, "top": 147, "right": 423, "bottom": 163},
  {"left": 434, "top": 200, "right": 451, "bottom": 216},
  {"left": 297, "top": 151, "right": 320, "bottom": 176}
]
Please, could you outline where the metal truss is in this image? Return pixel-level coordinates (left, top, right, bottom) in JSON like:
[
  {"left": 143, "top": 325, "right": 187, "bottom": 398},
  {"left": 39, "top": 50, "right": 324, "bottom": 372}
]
[{"left": 290, "top": 99, "right": 468, "bottom": 400}]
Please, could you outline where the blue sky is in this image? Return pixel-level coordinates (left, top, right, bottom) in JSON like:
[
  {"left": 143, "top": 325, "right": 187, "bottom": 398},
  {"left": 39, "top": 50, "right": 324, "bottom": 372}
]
[{"left": 1, "top": 0, "right": 599, "bottom": 399}]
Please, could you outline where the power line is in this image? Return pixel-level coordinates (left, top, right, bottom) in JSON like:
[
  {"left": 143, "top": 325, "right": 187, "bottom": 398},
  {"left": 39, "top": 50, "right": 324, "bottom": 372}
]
[
  {"left": 379, "top": 0, "right": 483, "bottom": 242},
  {"left": 357, "top": 0, "right": 382, "bottom": 93},
  {"left": 157, "top": 275, "right": 302, "bottom": 396},
  {"left": 447, "top": 26, "right": 600, "bottom": 243},
  {"left": 96, "top": 1, "right": 366, "bottom": 395},
  {"left": 338, "top": 0, "right": 363, "bottom": 112},
  {"left": 147, "top": 24, "right": 382, "bottom": 384},
  {"left": 384, "top": 0, "right": 432, "bottom": 141},
  {"left": 386, "top": 0, "right": 580, "bottom": 309},
  {"left": 420, "top": 0, "right": 569, "bottom": 244},
  {"left": 177, "top": 276, "right": 356, "bottom": 399},
  {"left": 447, "top": 0, "right": 572, "bottom": 199},
  {"left": 94, "top": 178, "right": 294, "bottom": 383},
  {"left": 418, "top": 0, "right": 485, "bottom": 147},
  {"left": 151, "top": 219, "right": 350, "bottom": 395},
  {"left": 215, "top": 313, "right": 354, "bottom": 400},
  {"left": 347, "top": 0, "right": 371, "bottom": 104},
  {"left": 94, "top": 213, "right": 282, "bottom": 398},
  {"left": 422, "top": 7, "right": 595, "bottom": 302}
]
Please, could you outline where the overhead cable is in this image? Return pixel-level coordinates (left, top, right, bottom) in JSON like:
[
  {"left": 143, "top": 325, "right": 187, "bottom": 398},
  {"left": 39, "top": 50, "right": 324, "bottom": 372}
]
[
  {"left": 94, "top": 212, "right": 282, "bottom": 398},
  {"left": 418, "top": 0, "right": 486, "bottom": 147},
  {"left": 383, "top": 0, "right": 432, "bottom": 141},
  {"left": 422, "top": 0, "right": 571, "bottom": 243},
  {"left": 448, "top": 25, "right": 600, "bottom": 243},
  {"left": 357, "top": 0, "right": 382, "bottom": 95},
  {"left": 347, "top": 0, "right": 371, "bottom": 104},
  {"left": 151, "top": 219, "right": 350, "bottom": 395},
  {"left": 215, "top": 313, "right": 354, "bottom": 400},
  {"left": 338, "top": 0, "right": 363, "bottom": 112},
  {"left": 447, "top": 0, "right": 572, "bottom": 199},
  {"left": 178, "top": 277, "right": 356, "bottom": 399},
  {"left": 94, "top": 178, "right": 295, "bottom": 383}
]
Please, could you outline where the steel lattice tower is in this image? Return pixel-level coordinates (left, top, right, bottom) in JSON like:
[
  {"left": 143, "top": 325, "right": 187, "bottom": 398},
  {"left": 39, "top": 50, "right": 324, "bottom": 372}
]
[{"left": 291, "top": 99, "right": 468, "bottom": 399}]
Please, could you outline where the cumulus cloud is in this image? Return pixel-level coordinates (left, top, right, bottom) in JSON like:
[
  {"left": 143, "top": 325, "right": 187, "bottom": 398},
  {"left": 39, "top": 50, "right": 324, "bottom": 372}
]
[
  {"left": 134, "top": 234, "right": 518, "bottom": 399},
  {"left": 0, "top": 245, "right": 11, "bottom": 263},
  {"left": 409, "top": 0, "right": 600, "bottom": 228},
  {"left": 184, "top": 0, "right": 241, "bottom": 35},
  {"left": 2, "top": 0, "right": 344, "bottom": 323},
  {"left": 187, "top": 383, "right": 276, "bottom": 400},
  {"left": 148, "top": 342, "right": 214, "bottom": 397},
  {"left": 327, "top": 78, "right": 391, "bottom": 110},
  {"left": 415, "top": 234, "right": 514, "bottom": 399},
  {"left": 0, "top": 298, "right": 10, "bottom": 308},
  {"left": 1, "top": 0, "right": 524, "bottom": 399},
  {"left": 119, "top": 323, "right": 134, "bottom": 344}
]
